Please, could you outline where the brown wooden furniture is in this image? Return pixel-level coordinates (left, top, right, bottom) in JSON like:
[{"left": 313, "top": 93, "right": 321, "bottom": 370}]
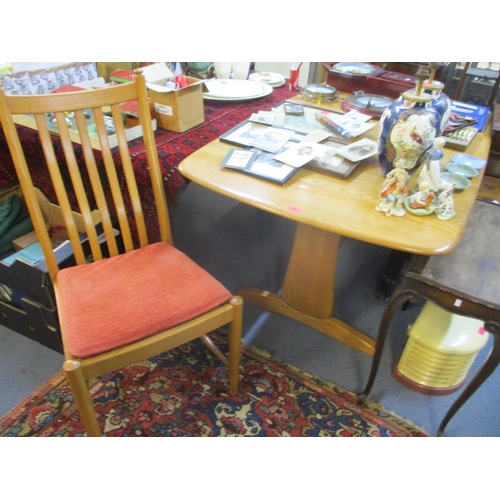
[
  {"left": 453, "top": 62, "right": 500, "bottom": 108},
  {"left": 323, "top": 62, "right": 416, "bottom": 99},
  {"left": 178, "top": 93, "right": 492, "bottom": 356},
  {"left": 0, "top": 71, "right": 243, "bottom": 437},
  {"left": 357, "top": 198, "right": 500, "bottom": 436},
  {"left": 486, "top": 104, "right": 500, "bottom": 178}
]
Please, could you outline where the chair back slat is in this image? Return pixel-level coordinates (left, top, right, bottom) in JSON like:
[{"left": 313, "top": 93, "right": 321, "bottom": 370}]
[
  {"left": 73, "top": 108, "right": 119, "bottom": 258},
  {"left": 136, "top": 79, "right": 172, "bottom": 244},
  {"left": 92, "top": 105, "right": 135, "bottom": 252},
  {"left": 54, "top": 110, "right": 104, "bottom": 262},
  {"left": 33, "top": 113, "right": 90, "bottom": 267},
  {"left": 110, "top": 102, "right": 149, "bottom": 248},
  {"left": 0, "top": 71, "right": 172, "bottom": 285}
]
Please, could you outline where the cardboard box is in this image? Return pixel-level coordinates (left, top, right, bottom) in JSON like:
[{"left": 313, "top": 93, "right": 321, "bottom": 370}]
[
  {"left": 12, "top": 230, "right": 38, "bottom": 252},
  {"left": 0, "top": 185, "right": 101, "bottom": 313},
  {"left": 144, "top": 63, "right": 204, "bottom": 132},
  {"left": 0, "top": 298, "right": 63, "bottom": 353},
  {"left": 0, "top": 187, "right": 125, "bottom": 352}
]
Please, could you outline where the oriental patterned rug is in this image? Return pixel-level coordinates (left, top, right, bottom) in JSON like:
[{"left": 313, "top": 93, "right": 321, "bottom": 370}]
[{"left": 0, "top": 331, "right": 427, "bottom": 437}]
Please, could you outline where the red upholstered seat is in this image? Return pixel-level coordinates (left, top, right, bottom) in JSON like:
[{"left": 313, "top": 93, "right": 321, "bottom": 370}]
[{"left": 57, "top": 242, "right": 232, "bottom": 359}]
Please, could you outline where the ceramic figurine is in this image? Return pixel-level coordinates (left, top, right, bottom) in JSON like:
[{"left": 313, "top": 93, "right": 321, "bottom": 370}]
[
  {"left": 409, "top": 181, "right": 436, "bottom": 209},
  {"left": 435, "top": 187, "right": 456, "bottom": 220},
  {"left": 378, "top": 64, "right": 440, "bottom": 176},
  {"left": 416, "top": 136, "right": 446, "bottom": 192},
  {"left": 375, "top": 161, "right": 409, "bottom": 217}
]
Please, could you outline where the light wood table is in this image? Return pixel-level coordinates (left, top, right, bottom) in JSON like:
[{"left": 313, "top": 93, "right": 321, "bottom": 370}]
[{"left": 179, "top": 93, "right": 492, "bottom": 355}]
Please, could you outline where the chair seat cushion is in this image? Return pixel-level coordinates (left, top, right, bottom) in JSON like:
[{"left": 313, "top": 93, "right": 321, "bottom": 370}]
[{"left": 56, "top": 242, "right": 232, "bottom": 358}]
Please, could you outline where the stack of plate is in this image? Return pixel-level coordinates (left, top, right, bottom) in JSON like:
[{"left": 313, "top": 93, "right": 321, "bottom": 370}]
[
  {"left": 203, "top": 79, "right": 274, "bottom": 101},
  {"left": 249, "top": 72, "right": 286, "bottom": 88}
]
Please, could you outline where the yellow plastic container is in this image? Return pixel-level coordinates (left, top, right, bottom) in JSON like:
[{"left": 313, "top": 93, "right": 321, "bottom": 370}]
[{"left": 395, "top": 300, "right": 489, "bottom": 394}]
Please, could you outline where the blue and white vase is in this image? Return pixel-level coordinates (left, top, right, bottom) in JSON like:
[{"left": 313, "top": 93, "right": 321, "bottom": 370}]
[
  {"left": 423, "top": 78, "right": 451, "bottom": 135},
  {"left": 378, "top": 89, "right": 440, "bottom": 176}
]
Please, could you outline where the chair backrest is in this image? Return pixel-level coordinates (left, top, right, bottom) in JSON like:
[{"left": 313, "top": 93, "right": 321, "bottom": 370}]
[{"left": 0, "top": 70, "right": 172, "bottom": 284}]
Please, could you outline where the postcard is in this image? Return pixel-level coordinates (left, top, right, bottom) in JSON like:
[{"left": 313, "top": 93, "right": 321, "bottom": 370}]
[
  {"left": 273, "top": 140, "right": 331, "bottom": 168},
  {"left": 249, "top": 112, "right": 275, "bottom": 125},
  {"left": 303, "top": 129, "right": 331, "bottom": 143},
  {"left": 304, "top": 139, "right": 360, "bottom": 179},
  {"left": 335, "top": 138, "right": 378, "bottom": 162}
]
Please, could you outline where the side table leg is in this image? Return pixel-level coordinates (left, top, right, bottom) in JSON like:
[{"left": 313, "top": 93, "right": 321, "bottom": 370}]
[
  {"left": 375, "top": 250, "right": 409, "bottom": 302},
  {"left": 437, "top": 323, "right": 500, "bottom": 436},
  {"left": 357, "top": 287, "right": 417, "bottom": 403}
]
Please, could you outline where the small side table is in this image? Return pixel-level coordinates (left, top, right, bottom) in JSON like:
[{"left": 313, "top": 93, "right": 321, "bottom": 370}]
[
  {"left": 358, "top": 199, "right": 500, "bottom": 436},
  {"left": 486, "top": 104, "right": 500, "bottom": 178}
]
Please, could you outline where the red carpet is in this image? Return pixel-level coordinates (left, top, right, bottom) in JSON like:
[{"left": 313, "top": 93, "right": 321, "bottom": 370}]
[{"left": 0, "top": 331, "right": 427, "bottom": 437}]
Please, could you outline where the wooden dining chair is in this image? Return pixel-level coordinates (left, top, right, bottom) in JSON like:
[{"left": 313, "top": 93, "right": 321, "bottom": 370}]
[{"left": 0, "top": 70, "right": 243, "bottom": 437}]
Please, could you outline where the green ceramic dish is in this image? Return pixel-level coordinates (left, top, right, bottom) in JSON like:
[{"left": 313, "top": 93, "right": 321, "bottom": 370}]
[
  {"left": 440, "top": 172, "right": 471, "bottom": 190},
  {"left": 445, "top": 162, "right": 478, "bottom": 178}
]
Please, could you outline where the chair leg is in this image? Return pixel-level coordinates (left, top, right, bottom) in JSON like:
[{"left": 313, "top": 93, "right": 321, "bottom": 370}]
[
  {"left": 63, "top": 359, "right": 102, "bottom": 437},
  {"left": 228, "top": 296, "right": 243, "bottom": 396}
]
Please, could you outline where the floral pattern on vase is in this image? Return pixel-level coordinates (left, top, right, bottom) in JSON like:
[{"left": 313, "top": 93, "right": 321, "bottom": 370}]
[
  {"left": 423, "top": 81, "right": 451, "bottom": 134},
  {"left": 378, "top": 98, "right": 440, "bottom": 176}
]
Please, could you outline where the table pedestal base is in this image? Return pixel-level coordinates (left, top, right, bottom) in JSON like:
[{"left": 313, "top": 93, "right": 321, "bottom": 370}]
[
  {"left": 238, "top": 222, "right": 375, "bottom": 356},
  {"left": 238, "top": 288, "right": 375, "bottom": 355}
]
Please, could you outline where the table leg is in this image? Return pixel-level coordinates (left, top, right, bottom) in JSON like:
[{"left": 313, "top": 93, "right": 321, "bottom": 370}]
[{"left": 238, "top": 222, "right": 375, "bottom": 355}]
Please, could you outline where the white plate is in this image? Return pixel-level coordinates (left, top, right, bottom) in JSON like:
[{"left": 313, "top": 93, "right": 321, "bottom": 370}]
[
  {"left": 203, "top": 80, "right": 273, "bottom": 101},
  {"left": 249, "top": 71, "right": 285, "bottom": 87},
  {"left": 333, "top": 62, "right": 377, "bottom": 75}
]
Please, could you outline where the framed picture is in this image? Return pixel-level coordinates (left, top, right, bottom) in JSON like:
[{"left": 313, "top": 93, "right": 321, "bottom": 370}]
[
  {"left": 248, "top": 127, "right": 296, "bottom": 153},
  {"left": 220, "top": 119, "right": 297, "bottom": 153},
  {"left": 220, "top": 143, "right": 298, "bottom": 185},
  {"left": 219, "top": 120, "right": 272, "bottom": 148},
  {"left": 221, "top": 148, "right": 259, "bottom": 171},
  {"left": 244, "top": 147, "right": 298, "bottom": 184},
  {"left": 303, "top": 138, "right": 361, "bottom": 180}
]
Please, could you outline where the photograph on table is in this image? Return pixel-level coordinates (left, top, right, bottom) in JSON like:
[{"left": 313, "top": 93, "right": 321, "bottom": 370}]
[
  {"left": 303, "top": 138, "right": 361, "bottom": 179},
  {"left": 336, "top": 138, "right": 378, "bottom": 162},
  {"left": 273, "top": 140, "right": 330, "bottom": 168}
]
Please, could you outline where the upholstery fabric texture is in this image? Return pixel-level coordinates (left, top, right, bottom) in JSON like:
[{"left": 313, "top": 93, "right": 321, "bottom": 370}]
[{"left": 57, "top": 242, "right": 231, "bottom": 358}]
